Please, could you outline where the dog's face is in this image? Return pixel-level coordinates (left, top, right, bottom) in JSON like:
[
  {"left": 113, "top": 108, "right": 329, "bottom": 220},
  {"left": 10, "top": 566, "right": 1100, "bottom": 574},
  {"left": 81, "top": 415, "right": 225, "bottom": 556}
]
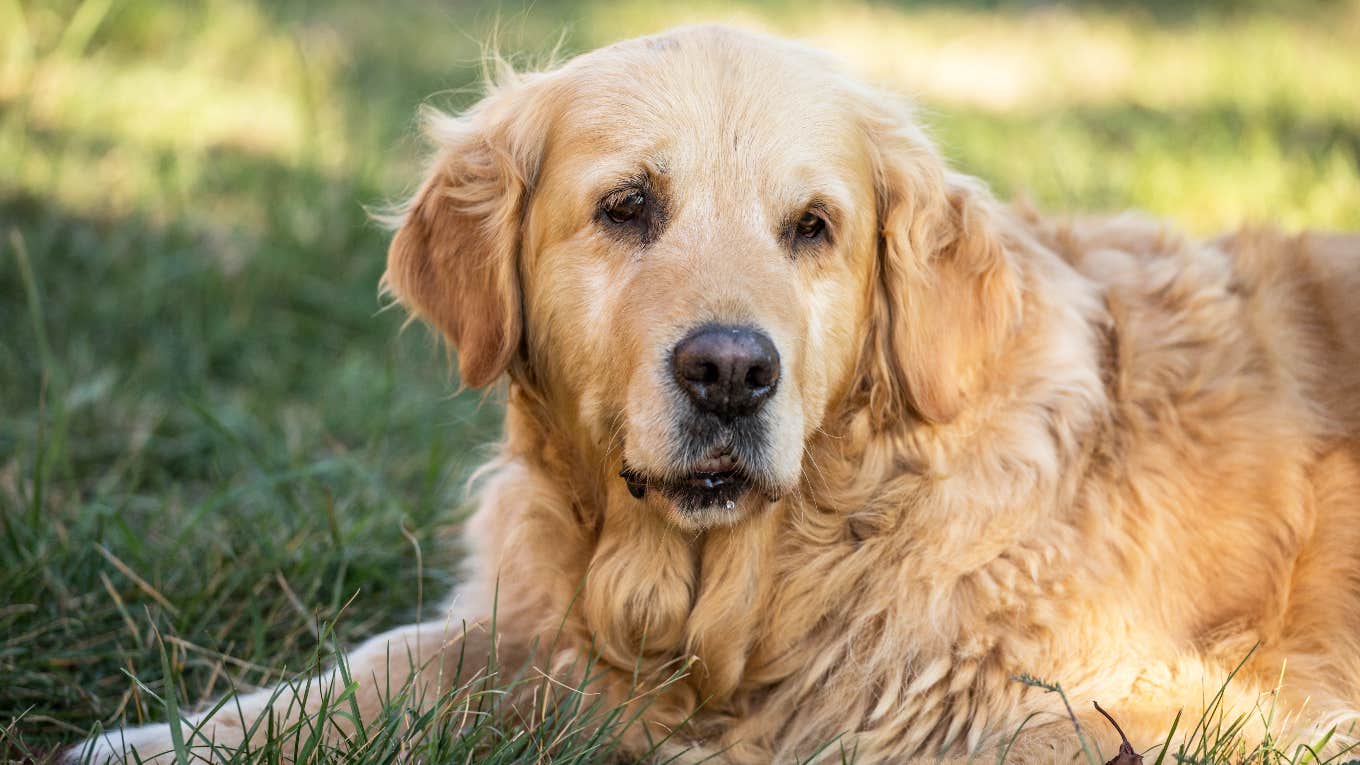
[
  {"left": 517, "top": 35, "right": 881, "bottom": 528},
  {"left": 384, "top": 27, "right": 1017, "bottom": 529}
]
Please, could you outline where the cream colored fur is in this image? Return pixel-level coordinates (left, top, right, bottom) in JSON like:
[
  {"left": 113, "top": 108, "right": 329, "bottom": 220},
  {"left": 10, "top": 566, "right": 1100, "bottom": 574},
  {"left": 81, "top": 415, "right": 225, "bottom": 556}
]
[{"left": 70, "top": 25, "right": 1360, "bottom": 765}]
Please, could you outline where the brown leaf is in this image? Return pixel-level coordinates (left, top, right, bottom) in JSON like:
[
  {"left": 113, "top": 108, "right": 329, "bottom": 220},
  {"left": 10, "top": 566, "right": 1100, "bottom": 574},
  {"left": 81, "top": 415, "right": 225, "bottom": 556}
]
[
  {"left": 1094, "top": 701, "right": 1144, "bottom": 765},
  {"left": 1104, "top": 741, "right": 1143, "bottom": 765}
]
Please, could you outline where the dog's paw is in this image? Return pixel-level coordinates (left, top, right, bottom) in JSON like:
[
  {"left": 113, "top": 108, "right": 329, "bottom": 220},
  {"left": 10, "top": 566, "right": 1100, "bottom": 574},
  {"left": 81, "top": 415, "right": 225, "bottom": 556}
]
[
  {"left": 64, "top": 720, "right": 227, "bottom": 764},
  {"left": 64, "top": 726, "right": 174, "bottom": 764}
]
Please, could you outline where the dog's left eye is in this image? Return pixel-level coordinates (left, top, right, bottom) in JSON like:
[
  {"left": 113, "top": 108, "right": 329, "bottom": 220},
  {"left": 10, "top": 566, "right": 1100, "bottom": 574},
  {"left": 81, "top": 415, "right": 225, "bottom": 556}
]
[
  {"left": 794, "top": 210, "right": 826, "bottom": 241},
  {"left": 603, "top": 190, "right": 646, "bottom": 224}
]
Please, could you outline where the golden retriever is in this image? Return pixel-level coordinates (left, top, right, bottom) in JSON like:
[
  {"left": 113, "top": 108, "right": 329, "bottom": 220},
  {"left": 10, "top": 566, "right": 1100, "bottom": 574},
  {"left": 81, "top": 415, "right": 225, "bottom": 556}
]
[{"left": 72, "top": 24, "right": 1360, "bottom": 765}]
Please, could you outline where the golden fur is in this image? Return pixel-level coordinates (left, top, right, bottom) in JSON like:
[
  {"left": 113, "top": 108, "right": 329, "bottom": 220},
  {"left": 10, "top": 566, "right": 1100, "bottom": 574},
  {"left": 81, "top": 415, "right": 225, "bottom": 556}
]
[{"left": 72, "top": 26, "right": 1360, "bottom": 764}]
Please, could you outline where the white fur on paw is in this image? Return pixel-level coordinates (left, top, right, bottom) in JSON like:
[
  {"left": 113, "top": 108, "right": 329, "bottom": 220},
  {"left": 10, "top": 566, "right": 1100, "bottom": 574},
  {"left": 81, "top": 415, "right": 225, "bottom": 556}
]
[{"left": 66, "top": 722, "right": 197, "bottom": 764}]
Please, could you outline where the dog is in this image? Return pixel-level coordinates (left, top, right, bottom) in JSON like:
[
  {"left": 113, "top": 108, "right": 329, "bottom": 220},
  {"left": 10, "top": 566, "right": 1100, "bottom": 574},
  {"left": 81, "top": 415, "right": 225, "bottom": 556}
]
[{"left": 70, "top": 24, "right": 1360, "bottom": 764}]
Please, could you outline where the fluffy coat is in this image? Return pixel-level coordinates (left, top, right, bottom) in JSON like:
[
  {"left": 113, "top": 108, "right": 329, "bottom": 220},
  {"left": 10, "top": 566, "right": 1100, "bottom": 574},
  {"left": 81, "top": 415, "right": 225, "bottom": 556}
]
[{"left": 72, "top": 25, "right": 1360, "bottom": 765}]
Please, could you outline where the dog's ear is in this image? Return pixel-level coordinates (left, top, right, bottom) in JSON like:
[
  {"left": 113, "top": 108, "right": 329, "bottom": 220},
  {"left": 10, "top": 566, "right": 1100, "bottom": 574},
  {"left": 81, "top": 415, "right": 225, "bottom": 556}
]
[
  {"left": 860, "top": 103, "right": 1022, "bottom": 426},
  {"left": 382, "top": 80, "right": 548, "bottom": 388}
]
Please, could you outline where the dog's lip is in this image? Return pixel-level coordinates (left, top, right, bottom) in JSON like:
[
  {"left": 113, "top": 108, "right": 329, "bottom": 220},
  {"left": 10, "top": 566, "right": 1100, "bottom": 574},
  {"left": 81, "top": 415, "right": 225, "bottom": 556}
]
[
  {"left": 632, "top": 446, "right": 747, "bottom": 485},
  {"left": 658, "top": 466, "right": 754, "bottom": 511},
  {"left": 620, "top": 447, "right": 783, "bottom": 509},
  {"left": 619, "top": 457, "right": 751, "bottom": 492},
  {"left": 677, "top": 466, "right": 746, "bottom": 489},
  {"left": 690, "top": 446, "right": 738, "bottom": 475}
]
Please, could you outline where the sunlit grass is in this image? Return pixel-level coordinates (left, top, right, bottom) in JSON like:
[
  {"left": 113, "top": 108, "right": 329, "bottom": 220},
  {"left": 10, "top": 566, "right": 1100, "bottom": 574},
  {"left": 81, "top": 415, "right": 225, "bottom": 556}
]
[
  {"left": 2, "top": 0, "right": 1358, "bottom": 762},
  {"left": 4, "top": 0, "right": 1358, "bottom": 229}
]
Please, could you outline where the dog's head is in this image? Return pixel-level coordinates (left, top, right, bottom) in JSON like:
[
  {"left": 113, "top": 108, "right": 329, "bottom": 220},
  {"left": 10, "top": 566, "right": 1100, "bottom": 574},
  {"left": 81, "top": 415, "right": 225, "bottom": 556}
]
[{"left": 384, "top": 26, "right": 1018, "bottom": 529}]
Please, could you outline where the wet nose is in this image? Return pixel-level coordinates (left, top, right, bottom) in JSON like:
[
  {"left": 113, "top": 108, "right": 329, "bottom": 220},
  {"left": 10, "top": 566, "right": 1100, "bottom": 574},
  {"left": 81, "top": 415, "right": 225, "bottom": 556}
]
[{"left": 672, "top": 325, "right": 780, "bottom": 420}]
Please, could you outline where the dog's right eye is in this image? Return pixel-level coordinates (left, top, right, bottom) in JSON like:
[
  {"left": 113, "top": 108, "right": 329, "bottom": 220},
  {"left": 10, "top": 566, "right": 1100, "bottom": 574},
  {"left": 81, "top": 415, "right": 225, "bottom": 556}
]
[{"left": 602, "top": 190, "right": 646, "bottom": 224}]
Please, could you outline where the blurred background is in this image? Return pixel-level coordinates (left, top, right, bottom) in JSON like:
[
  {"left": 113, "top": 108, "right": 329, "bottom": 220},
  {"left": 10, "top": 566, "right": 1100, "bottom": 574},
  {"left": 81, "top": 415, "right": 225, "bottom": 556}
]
[{"left": 2, "top": 0, "right": 1358, "bottom": 757}]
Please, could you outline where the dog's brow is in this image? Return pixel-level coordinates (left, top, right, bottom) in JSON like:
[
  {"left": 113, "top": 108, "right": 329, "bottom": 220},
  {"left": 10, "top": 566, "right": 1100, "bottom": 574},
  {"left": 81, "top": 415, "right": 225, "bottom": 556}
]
[
  {"left": 602, "top": 156, "right": 670, "bottom": 191},
  {"left": 599, "top": 171, "right": 650, "bottom": 196}
]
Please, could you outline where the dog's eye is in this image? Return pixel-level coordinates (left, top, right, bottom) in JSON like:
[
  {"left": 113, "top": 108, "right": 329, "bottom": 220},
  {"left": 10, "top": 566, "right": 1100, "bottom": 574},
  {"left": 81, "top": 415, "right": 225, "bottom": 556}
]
[
  {"left": 795, "top": 210, "right": 826, "bottom": 240},
  {"left": 603, "top": 190, "right": 646, "bottom": 224}
]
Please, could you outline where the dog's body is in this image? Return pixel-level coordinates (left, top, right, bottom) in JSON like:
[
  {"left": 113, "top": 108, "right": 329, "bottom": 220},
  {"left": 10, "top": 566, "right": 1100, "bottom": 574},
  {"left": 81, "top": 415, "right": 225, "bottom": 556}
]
[{"left": 72, "top": 26, "right": 1360, "bottom": 764}]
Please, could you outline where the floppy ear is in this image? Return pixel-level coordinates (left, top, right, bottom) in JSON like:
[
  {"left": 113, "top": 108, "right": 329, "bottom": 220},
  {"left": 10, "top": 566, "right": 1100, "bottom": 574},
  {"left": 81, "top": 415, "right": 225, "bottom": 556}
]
[
  {"left": 860, "top": 106, "right": 1022, "bottom": 426},
  {"left": 382, "top": 82, "right": 547, "bottom": 388}
]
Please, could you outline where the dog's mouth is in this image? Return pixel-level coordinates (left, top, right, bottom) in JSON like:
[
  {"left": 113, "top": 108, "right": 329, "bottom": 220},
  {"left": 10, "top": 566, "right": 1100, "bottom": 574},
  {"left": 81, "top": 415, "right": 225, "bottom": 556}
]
[{"left": 620, "top": 445, "right": 766, "bottom": 513}]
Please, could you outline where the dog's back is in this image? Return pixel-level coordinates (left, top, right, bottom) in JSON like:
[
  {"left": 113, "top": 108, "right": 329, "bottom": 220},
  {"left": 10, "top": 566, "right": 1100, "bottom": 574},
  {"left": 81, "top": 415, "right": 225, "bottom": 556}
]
[{"left": 1040, "top": 215, "right": 1360, "bottom": 725}]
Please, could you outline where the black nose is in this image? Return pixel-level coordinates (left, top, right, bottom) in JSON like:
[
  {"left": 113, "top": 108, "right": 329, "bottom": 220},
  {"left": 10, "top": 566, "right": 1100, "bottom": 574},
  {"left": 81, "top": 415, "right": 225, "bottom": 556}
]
[{"left": 672, "top": 325, "right": 780, "bottom": 420}]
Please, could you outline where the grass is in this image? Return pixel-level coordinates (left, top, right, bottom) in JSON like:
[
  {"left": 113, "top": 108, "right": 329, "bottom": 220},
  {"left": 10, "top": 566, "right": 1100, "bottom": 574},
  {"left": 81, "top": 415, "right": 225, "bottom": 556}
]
[
  {"left": 1, "top": 0, "right": 1358, "bottom": 762},
  {"left": 1011, "top": 660, "right": 1360, "bottom": 765},
  {"left": 57, "top": 615, "right": 708, "bottom": 764}
]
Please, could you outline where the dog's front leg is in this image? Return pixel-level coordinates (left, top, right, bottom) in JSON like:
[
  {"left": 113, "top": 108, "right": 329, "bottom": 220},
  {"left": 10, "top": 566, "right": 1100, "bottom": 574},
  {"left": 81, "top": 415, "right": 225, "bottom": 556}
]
[{"left": 65, "top": 612, "right": 505, "bottom": 764}]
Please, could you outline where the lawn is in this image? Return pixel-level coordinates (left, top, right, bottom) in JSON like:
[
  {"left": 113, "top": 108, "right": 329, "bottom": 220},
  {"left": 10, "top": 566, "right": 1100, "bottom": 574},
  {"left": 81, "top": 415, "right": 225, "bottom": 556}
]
[{"left": 2, "top": 0, "right": 1358, "bottom": 762}]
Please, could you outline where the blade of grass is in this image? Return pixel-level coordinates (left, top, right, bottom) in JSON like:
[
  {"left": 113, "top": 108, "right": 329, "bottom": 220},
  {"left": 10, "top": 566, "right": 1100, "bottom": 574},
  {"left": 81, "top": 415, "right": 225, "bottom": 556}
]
[{"left": 155, "top": 631, "right": 191, "bottom": 765}]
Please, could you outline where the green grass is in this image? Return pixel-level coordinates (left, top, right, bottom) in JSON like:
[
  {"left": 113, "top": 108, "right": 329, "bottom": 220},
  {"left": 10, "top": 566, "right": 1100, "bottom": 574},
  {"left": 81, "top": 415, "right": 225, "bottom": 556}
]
[{"left": 2, "top": 0, "right": 1358, "bottom": 762}]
